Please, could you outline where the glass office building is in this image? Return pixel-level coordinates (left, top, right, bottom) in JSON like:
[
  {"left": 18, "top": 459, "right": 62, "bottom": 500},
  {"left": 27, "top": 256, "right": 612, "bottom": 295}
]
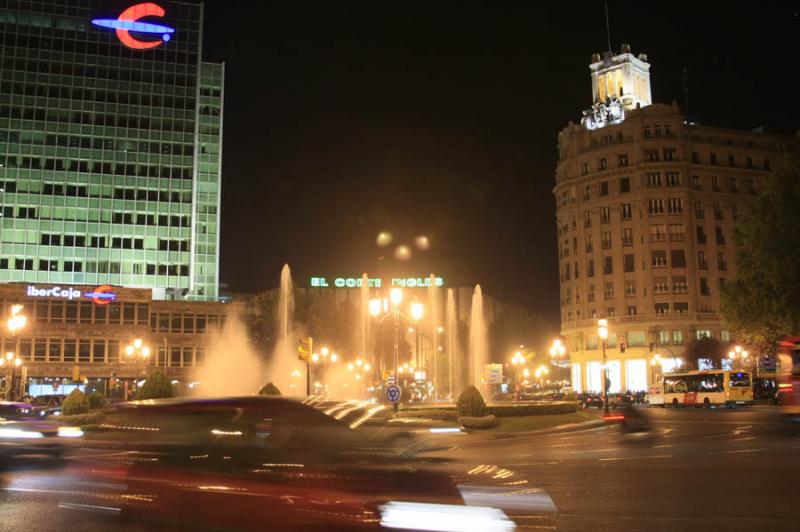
[{"left": 0, "top": 0, "right": 223, "bottom": 300}]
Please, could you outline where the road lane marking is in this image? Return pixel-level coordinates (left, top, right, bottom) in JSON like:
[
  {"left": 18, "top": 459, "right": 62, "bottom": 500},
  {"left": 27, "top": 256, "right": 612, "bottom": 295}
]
[
  {"left": 730, "top": 436, "right": 757, "bottom": 442},
  {"left": 708, "top": 448, "right": 765, "bottom": 455},
  {"left": 653, "top": 444, "right": 674, "bottom": 449},
  {"left": 599, "top": 454, "right": 673, "bottom": 461},
  {"left": 735, "top": 425, "right": 753, "bottom": 430},
  {"left": 550, "top": 442, "right": 580, "bottom": 447},
  {"left": 570, "top": 447, "right": 621, "bottom": 454}
]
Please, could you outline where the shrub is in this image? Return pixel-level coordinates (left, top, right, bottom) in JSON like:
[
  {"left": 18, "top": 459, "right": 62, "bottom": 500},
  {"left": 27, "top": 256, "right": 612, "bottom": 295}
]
[
  {"left": 395, "top": 409, "right": 457, "bottom": 421},
  {"left": 87, "top": 391, "right": 108, "bottom": 410},
  {"left": 456, "top": 385, "right": 486, "bottom": 418},
  {"left": 259, "top": 382, "right": 282, "bottom": 396},
  {"left": 62, "top": 389, "right": 90, "bottom": 416},
  {"left": 458, "top": 415, "right": 498, "bottom": 430},
  {"left": 136, "top": 371, "right": 175, "bottom": 400},
  {"left": 486, "top": 401, "right": 576, "bottom": 417}
]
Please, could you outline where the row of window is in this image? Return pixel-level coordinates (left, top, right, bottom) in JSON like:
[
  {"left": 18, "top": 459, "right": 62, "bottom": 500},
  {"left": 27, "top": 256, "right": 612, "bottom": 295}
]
[
  {"left": 564, "top": 275, "right": 723, "bottom": 307},
  {"left": 559, "top": 175, "right": 753, "bottom": 210},
  {"left": 0, "top": 128, "right": 195, "bottom": 156},
  {"left": 0, "top": 154, "right": 193, "bottom": 179},
  {"left": 0, "top": 206, "right": 191, "bottom": 228},
  {"left": 573, "top": 328, "right": 730, "bottom": 352},
  {"left": 39, "top": 234, "right": 188, "bottom": 252},
  {"left": 0, "top": 338, "right": 206, "bottom": 367},
  {"left": 562, "top": 249, "right": 727, "bottom": 281},
  {"left": 0, "top": 80, "right": 196, "bottom": 111},
  {"left": 0, "top": 56, "right": 197, "bottom": 89},
  {"left": 150, "top": 313, "right": 227, "bottom": 334},
  {"left": 0, "top": 258, "right": 190, "bottom": 276},
  {"left": 580, "top": 146, "right": 770, "bottom": 175},
  {"left": 3, "top": 181, "right": 193, "bottom": 205}
]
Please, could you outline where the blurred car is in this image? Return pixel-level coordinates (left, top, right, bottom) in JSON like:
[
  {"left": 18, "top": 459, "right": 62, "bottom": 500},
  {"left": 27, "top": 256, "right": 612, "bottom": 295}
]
[
  {"left": 578, "top": 393, "right": 604, "bottom": 409},
  {"left": 0, "top": 419, "right": 83, "bottom": 467},
  {"left": 0, "top": 401, "right": 36, "bottom": 421},
  {"left": 518, "top": 388, "right": 554, "bottom": 401},
  {"left": 608, "top": 392, "right": 634, "bottom": 408},
  {"left": 326, "top": 402, "right": 464, "bottom": 452},
  {"left": 30, "top": 394, "right": 66, "bottom": 418},
  {"left": 60, "top": 396, "right": 514, "bottom": 531}
]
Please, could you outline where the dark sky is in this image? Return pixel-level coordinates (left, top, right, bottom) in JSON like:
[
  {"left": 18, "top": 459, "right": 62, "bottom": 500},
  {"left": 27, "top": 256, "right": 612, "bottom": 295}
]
[{"left": 202, "top": 1, "right": 799, "bottom": 319}]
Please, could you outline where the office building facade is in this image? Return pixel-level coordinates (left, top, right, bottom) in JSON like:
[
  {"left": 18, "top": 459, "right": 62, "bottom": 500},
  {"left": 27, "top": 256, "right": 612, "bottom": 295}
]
[
  {"left": 0, "top": 0, "right": 223, "bottom": 301},
  {"left": 554, "top": 45, "right": 800, "bottom": 393}
]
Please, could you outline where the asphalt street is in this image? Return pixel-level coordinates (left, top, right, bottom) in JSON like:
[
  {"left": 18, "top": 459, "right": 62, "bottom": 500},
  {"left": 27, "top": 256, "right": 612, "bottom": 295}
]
[{"left": 1, "top": 406, "right": 799, "bottom": 532}]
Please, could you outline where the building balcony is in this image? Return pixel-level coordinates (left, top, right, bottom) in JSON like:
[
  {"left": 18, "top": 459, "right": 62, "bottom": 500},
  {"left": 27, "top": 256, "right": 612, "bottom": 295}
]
[{"left": 561, "top": 311, "right": 721, "bottom": 330}]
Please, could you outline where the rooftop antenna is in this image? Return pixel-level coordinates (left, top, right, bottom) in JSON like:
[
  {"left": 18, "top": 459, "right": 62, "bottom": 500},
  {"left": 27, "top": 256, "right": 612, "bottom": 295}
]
[
  {"left": 681, "top": 68, "right": 690, "bottom": 123},
  {"left": 604, "top": 3, "right": 612, "bottom": 52}
]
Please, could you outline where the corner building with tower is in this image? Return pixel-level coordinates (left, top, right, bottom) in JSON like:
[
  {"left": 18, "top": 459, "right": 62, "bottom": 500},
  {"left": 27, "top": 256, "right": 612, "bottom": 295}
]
[
  {"left": 554, "top": 45, "right": 800, "bottom": 394},
  {"left": 0, "top": 1, "right": 231, "bottom": 397}
]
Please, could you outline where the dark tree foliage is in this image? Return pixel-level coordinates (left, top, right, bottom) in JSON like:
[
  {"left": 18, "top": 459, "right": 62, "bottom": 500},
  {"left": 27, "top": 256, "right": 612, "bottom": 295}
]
[
  {"left": 137, "top": 371, "right": 176, "bottom": 400},
  {"left": 259, "top": 382, "right": 282, "bottom": 395},
  {"left": 683, "top": 337, "right": 730, "bottom": 369},
  {"left": 721, "top": 164, "right": 800, "bottom": 349}
]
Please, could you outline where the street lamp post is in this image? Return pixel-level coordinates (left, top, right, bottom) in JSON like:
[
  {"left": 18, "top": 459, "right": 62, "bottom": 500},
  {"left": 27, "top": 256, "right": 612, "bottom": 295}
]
[
  {"left": 124, "top": 338, "right": 151, "bottom": 399},
  {"left": 1, "top": 352, "right": 24, "bottom": 400},
  {"left": 5, "top": 305, "right": 27, "bottom": 400},
  {"left": 598, "top": 319, "right": 610, "bottom": 414},
  {"left": 549, "top": 339, "right": 567, "bottom": 383},
  {"left": 650, "top": 353, "right": 662, "bottom": 385},
  {"left": 511, "top": 350, "right": 525, "bottom": 399}
]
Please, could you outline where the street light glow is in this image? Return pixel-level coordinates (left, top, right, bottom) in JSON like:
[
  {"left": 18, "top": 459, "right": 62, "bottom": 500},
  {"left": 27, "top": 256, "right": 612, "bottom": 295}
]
[
  {"left": 331, "top": 353, "right": 338, "bottom": 362},
  {"left": 321, "top": 347, "right": 330, "bottom": 357},
  {"left": 410, "top": 301, "right": 424, "bottom": 321},
  {"left": 311, "top": 353, "right": 320, "bottom": 363},
  {"left": 390, "top": 287, "right": 403, "bottom": 306},
  {"left": 125, "top": 345, "right": 135, "bottom": 356},
  {"left": 369, "top": 298, "right": 382, "bottom": 316},
  {"left": 597, "top": 318, "right": 609, "bottom": 340}
]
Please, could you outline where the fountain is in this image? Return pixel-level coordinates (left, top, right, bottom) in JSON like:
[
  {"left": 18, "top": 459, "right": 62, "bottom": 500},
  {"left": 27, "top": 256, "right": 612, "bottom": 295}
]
[
  {"left": 266, "top": 264, "right": 304, "bottom": 395},
  {"left": 446, "top": 288, "right": 459, "bottom": 399},
  {"left": 469, "top": 284, "right": 487, "bottom": 390},
  {"left": 190, "top": 312, "right": 264, "bottom": 397},
  {"left": 427, "top": 273, "right": 440, "bottom": 399}
]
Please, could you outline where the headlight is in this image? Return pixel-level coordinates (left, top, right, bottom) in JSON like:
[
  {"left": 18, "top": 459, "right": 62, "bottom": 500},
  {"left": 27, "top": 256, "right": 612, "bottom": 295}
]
[
  {"left": 0, "top": 428, "right": 45, "bottom": 439},
  {"left": 379, "top": 501, "right": 515, "bottom": 531},
  {"left": 58, "top": 426, "right": 85, "bottom": 438}
]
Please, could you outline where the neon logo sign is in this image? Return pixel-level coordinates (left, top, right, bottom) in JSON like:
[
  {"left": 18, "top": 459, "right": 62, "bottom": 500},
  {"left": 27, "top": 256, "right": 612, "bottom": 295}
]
[
  {"left": 26, "top": 285, "right": 117, "bottom": 305},
  {"left": 91, "top": 3, "right": 175, "bottom": 50}
]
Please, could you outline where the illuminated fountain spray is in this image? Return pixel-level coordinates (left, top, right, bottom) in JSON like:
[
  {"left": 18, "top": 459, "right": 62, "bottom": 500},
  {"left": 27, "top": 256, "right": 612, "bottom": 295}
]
[
  {"left": 360, "top": 272, "right": 370, "bottom": 391},
  {"left": 268, "top": 264, "right": 304, "bottom": 395},
  {"left": 427, "top": 273, "right": 440, "bottom": 399},
  {"left": 469, "top": 284, "right": 487, "bottom": 390},
  {"left": 446, "top": 288, "right": 460, "bottom": 399}
]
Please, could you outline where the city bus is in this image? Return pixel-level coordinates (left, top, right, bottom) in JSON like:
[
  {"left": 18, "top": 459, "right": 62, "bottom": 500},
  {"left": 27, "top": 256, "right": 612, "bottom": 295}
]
[
  {"left": 776, "top": 336, "right": 800, "bottom": 420},
  {"left": 663, "top": 370, "right": 754, "bottom": 408}
]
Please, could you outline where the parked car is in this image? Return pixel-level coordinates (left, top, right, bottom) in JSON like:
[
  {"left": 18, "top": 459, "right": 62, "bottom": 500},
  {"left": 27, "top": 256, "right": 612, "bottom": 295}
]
[
  {"left": 59, "top": 396, "right": 513, "bottom": 531},
  {"left": 608, "top": 392, "right": 634, "bottom": 408},
  {"left": 645, "top": 384, "right": 665, "bottom": 406}
]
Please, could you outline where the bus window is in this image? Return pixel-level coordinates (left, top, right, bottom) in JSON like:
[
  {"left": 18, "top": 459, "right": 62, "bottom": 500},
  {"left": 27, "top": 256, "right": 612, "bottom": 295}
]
[
  {"left": 697, "top": 374, "right": 724, "bottom": 392},
  {"left": 729, "top": 372, "right": 750, "bottom": 387}
]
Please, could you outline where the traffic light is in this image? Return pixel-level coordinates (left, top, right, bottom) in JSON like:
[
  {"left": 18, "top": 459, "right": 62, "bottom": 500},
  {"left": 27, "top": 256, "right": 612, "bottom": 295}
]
[
  {"left": 297, "top": 336, "right": 313, "bottom": 362},
  {"left": 620, "top": 342, "right": 626, "bottom": 353}
]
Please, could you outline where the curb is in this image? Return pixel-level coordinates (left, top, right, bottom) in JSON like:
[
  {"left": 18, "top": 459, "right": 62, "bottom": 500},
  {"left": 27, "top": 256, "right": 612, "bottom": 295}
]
[{"left": 489, "top": 419, "right": 605, "bottom": 439}]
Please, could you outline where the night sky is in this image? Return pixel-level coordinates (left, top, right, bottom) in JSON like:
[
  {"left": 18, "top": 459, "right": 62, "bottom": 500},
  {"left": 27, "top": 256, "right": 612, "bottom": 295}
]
[{"left": 202, "top": 1, "right": 799, "bottom": 319}]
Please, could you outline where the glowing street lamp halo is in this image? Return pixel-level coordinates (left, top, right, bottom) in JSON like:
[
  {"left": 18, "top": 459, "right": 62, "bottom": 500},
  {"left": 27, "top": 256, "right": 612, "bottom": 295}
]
[
  {"left": 410, "top": 301, "right": 424, "bottom": 321},
  {"left": 390, "top": 287, "right": 403, "bottom": 307},
  {"left": 597, "top": 318, "right": 609, "bottom": 340},
  {"left": 368, "top": 298, "right": 383, "bottom": 317}
]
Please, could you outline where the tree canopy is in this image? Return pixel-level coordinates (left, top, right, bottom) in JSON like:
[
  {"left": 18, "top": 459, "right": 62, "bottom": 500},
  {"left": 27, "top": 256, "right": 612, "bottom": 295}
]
[{"left": 720, "top": 164, "right": 800, "bottom": 347}]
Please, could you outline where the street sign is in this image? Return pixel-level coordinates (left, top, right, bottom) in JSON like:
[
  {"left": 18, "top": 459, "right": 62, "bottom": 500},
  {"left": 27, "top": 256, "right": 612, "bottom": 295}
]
[
  {"left": 297, "top": 336, "right": 313, "bottom": 361},
  {"left": 484, "top": 363, "right": 503, "bottom": 385},
  {"left": 385, "top": 384, "right": 401, "bottom": 403}
]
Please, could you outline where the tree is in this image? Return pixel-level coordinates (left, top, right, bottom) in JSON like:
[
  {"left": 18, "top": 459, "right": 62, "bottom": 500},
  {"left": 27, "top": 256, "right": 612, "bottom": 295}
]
[
  {"left": 87, "top": 391, "right": 108, "bottom": 410},
  {"left": 456, "top": 385, "right": 486, "bottom": 417},
  {"left": 489, "top": 303, "right": 555, "bottom": 364},
  {"left": 62, "top": 389, "right": 90, "bottom": 416},
  {"left": 721, "top": 164, "right": 800, "bottom": 349},
  {"left": 683, "top": 336, "right": 730, "bottom": 369},
  {"left": 137, "top": 371, "right": 175, "bottom": 400},
  {"left": 259, "top": 382, "right": 281, "bottom": 396}
]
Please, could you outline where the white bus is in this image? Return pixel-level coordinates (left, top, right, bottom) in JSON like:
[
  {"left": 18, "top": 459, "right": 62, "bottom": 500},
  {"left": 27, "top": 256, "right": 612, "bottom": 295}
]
[{"left": 663, "top": 370, "right": 754, "bottom": 408}]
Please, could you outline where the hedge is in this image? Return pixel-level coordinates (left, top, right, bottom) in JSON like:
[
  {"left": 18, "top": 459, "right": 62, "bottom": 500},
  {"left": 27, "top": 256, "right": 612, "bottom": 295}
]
[
  {"left": 459, "top": 415, "right": 498, "bottom": 429},
  {"left": 50, "top": 410, "right": 106, "bottom": 426},
  {"left": 486, "top": 401, "right": 576, "bottom": 417},
  {"left": 395, "top": 409, "right": 457, "bottom": 421}
]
